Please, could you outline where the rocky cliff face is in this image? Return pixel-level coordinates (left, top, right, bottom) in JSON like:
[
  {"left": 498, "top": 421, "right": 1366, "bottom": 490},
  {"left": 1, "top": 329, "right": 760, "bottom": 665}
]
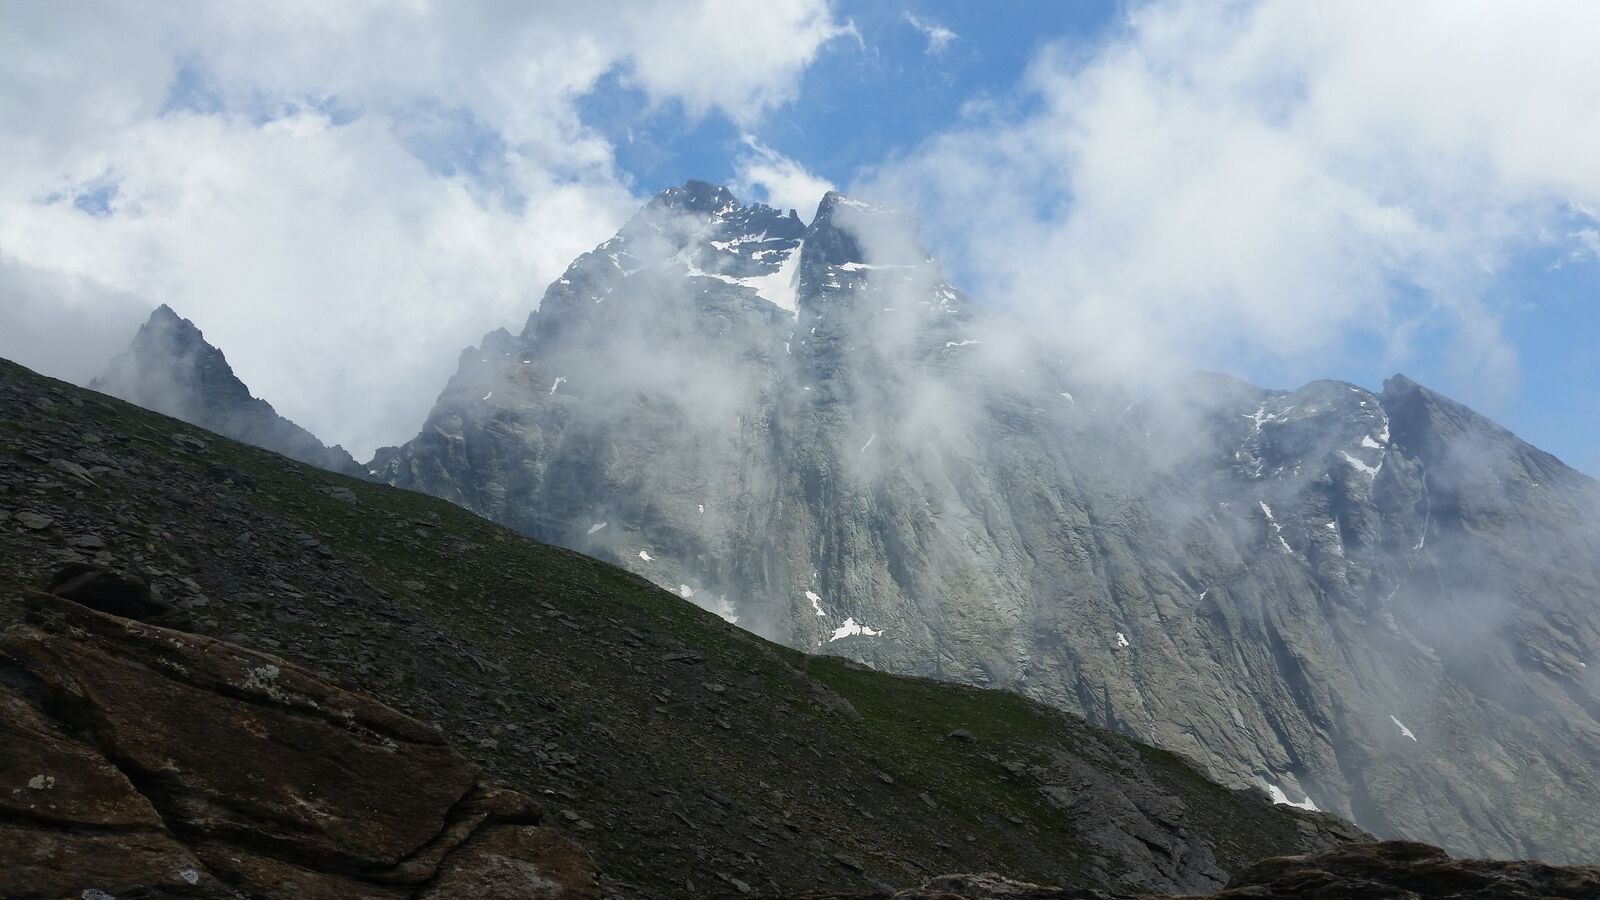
[
  {"left": 91, "top": 304, "right": 365, "bottom": 477},
  {"left": 0, "top": 356, "right": 1366, "bottom": 898},
  {"left": 377, "top": 182, "right": 1600, "bottom": 862}
]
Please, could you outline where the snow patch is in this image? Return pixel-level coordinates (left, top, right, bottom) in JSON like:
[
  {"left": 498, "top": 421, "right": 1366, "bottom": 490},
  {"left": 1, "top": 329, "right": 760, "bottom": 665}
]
[
  {"left": 1341, "top": 451, "right": 1380, "bottom": 477},
  {"left": 587, "top": 522, "right": 607, "bottom": 535},
  {"left": 1361, "top": 435, "right": 1383, "bottom": 449},
  {"left": 944, "top": 339, "right": 981, "bottom": 348},
  {"left": 1115, "top": 632, "right": 1130, "bottom": 648},
  {"left": 1259, "top": 501, "right": 1292, "bottom": 553},
  {"left": 805, "top": 591, "right": 826, "bottom": 617},
  {"left": 677, "top": 585, "right": 694, "bottom": 599},
  {"left": 480, "top": 391, "right": 493, "bottom": 401},
  {"left": 1390, "top": 715, "right": 1417, "bottom": 741},
  {"left": 638, "top": 550, "right": 653, "bottom": 562},
  {"left": 1264, "top": 782, "right": 1321, "bottom": 812},
  {"left": 549, "top": 376, "right": 566, "bottom": 395},
  {"left": 860, "top": 434, "right": 875, "bottom": 453},
  {"left": 829, "top": 617, "right": 884, "bottom": 641},
  {"left": 744, "top": 241, "right": 804, "bottom": 313},
  {"left": 1060, "top": 391, "right": 1075, "bottom": 403}
]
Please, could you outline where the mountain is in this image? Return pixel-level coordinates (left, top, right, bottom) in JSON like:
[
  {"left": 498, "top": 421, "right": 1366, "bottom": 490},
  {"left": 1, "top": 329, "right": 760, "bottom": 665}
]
[
  {"left": 377, "top": 180, "right": 1600, "bottom": 862},
  {"left": 0, "top": 356, "right": 1365, "bottom": 898},
  {"left": 91, "top": 304, "right": 365, "bottom": 477}
]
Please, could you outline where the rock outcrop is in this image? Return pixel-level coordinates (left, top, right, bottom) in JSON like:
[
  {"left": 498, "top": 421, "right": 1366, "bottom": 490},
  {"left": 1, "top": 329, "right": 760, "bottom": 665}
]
[
  {"left": 0, "top": 577, "right": 597, "bottom": 899},
  {"left": 91, "top": 304, "right": 366, "bottom": 477},
  {"left": 769, "top": 841, "right": 1600, "bottom": 899}
]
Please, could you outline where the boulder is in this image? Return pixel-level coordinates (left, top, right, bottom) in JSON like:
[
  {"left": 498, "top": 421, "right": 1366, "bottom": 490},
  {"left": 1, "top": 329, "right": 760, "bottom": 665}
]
[{"left": 45, "top": 562, "right": 170, "bottom": 619}]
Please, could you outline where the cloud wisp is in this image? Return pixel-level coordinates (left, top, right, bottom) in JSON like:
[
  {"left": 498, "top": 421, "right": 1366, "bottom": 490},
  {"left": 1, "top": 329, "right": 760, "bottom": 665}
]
[
  {"left": 904, "top": 12, "right": 957, "bottom": 55},
  {"left": 732, "top": 136, "right": 838, "bottom": 221}
]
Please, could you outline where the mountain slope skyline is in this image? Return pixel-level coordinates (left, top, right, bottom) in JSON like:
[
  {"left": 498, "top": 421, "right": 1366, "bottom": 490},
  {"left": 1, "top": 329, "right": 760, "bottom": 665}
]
[{"left": 70, "top": 180, "right": 1600, "bottom": 865}]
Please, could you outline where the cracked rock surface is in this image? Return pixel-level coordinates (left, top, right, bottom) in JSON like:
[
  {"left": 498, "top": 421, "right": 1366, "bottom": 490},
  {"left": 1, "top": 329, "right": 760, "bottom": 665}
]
[{"left": 0, "top": 587, "right": 597, "bottom": 899}]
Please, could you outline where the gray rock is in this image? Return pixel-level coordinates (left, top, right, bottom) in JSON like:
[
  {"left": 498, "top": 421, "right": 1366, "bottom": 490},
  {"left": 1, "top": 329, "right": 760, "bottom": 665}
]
[{"left": 376, "top": 182, "right": 1600, "bottom": 862}]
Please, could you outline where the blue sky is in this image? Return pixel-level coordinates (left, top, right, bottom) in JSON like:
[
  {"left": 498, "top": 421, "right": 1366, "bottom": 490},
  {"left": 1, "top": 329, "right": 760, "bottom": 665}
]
[
  {"left": 584, "top": 2, "right": 1121, "bottom": 207},
  {"left": 2, "top": 1, "right": 1596, "bottom": 468},
  {"left": 584, "top": 2, "right": 1600, "bottom": 475}
]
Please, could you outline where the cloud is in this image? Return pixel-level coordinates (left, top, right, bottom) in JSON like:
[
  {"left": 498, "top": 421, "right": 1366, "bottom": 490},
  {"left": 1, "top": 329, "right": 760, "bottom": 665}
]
[
  {"left": 732, "top": 136, "right": 837, "bottom": 220},
  {"left": 864, "top": 0, "right": 1600, "bottom": 404},
  {"left": 623, "top": 0, "right": 858, "bottom": 123},
  {"left": 0, "top": 0, "right": 847, "bottom": 459},
  {"left": 904, "top": 12, "right": 957, "bottom": 55},
  {"left": 1567, "top": 227, "right": 1600, "bottom": 265}
]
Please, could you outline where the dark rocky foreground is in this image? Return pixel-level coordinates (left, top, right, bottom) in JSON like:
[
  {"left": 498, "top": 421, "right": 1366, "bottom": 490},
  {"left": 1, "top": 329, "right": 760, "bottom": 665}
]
[
  {"left": 778, "top": 843, "right": 1600, "bottom": 899},
  {"left": 10, "top": 571, "right": 1598, "bottom": 900},
  {"left": 1, "top": 583, "right": 598, "bottom": 898},
  {"left": 0, "top": 357, "right": 1364, "bottom": 897}
]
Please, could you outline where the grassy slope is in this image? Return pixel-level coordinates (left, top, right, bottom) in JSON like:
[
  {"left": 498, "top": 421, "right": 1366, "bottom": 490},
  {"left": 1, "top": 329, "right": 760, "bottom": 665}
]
[{"left": 0, "top": 358, "right": 1338, "bottom": 897}]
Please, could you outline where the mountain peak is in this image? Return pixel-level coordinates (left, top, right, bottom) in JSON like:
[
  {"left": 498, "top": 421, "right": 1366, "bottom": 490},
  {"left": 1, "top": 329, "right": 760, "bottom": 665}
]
[
  {"left": 140, "top": 302, "right": 205, "bottom": 340},
  {"left": 92, "top": 306, "right": 364, "bottom": 477},
  {"left": 648, "top": 179, "right": 741, "bottom": 216},
  {"left": 802, "top": 190, "right": 928, "bottom": 273},
  {"left": 810, "top": 190, "right": 907, "bottom": 224}
]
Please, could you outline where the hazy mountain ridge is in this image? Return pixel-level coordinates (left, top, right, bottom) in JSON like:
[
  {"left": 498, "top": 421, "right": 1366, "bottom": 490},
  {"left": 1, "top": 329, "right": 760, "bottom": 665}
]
[
  {"left": 91, "top": 304, "right": 366, "bottom": 478},
  {"left": 379, "top": 181, "right": 1600, "bottom": 862}
]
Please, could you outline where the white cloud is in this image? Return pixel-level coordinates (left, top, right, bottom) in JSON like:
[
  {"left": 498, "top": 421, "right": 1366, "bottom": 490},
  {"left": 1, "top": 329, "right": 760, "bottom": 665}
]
[
  {"left": 732, "top": 135, "right": 837, "bottom": 220},
  {"left": 865, "top": 0, "right": 1600, "bottom": 403},
  {"left": 623, "top": 0, "right": 858, "bottom": 123},
  {"left": 1568, "top": 228, "right": 1600, "bottom": 265},
  {"left": 0, "top": 0, "right": 846, "bottom": 458},
  {"left": 904, "top": 12, "right": 957, "bottom": 55}
]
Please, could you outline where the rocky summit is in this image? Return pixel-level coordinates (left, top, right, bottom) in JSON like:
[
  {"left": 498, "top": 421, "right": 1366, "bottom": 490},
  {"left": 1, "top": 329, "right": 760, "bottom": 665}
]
[
  {"left": 91, "top": 304, "right": 365, "bottom": 478},
  {"left": 375, "top": 181, "right": 1600, "bottom": 862},
  {"left": 0, "top": 357, "right": 1370, "bottom": 898}
]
